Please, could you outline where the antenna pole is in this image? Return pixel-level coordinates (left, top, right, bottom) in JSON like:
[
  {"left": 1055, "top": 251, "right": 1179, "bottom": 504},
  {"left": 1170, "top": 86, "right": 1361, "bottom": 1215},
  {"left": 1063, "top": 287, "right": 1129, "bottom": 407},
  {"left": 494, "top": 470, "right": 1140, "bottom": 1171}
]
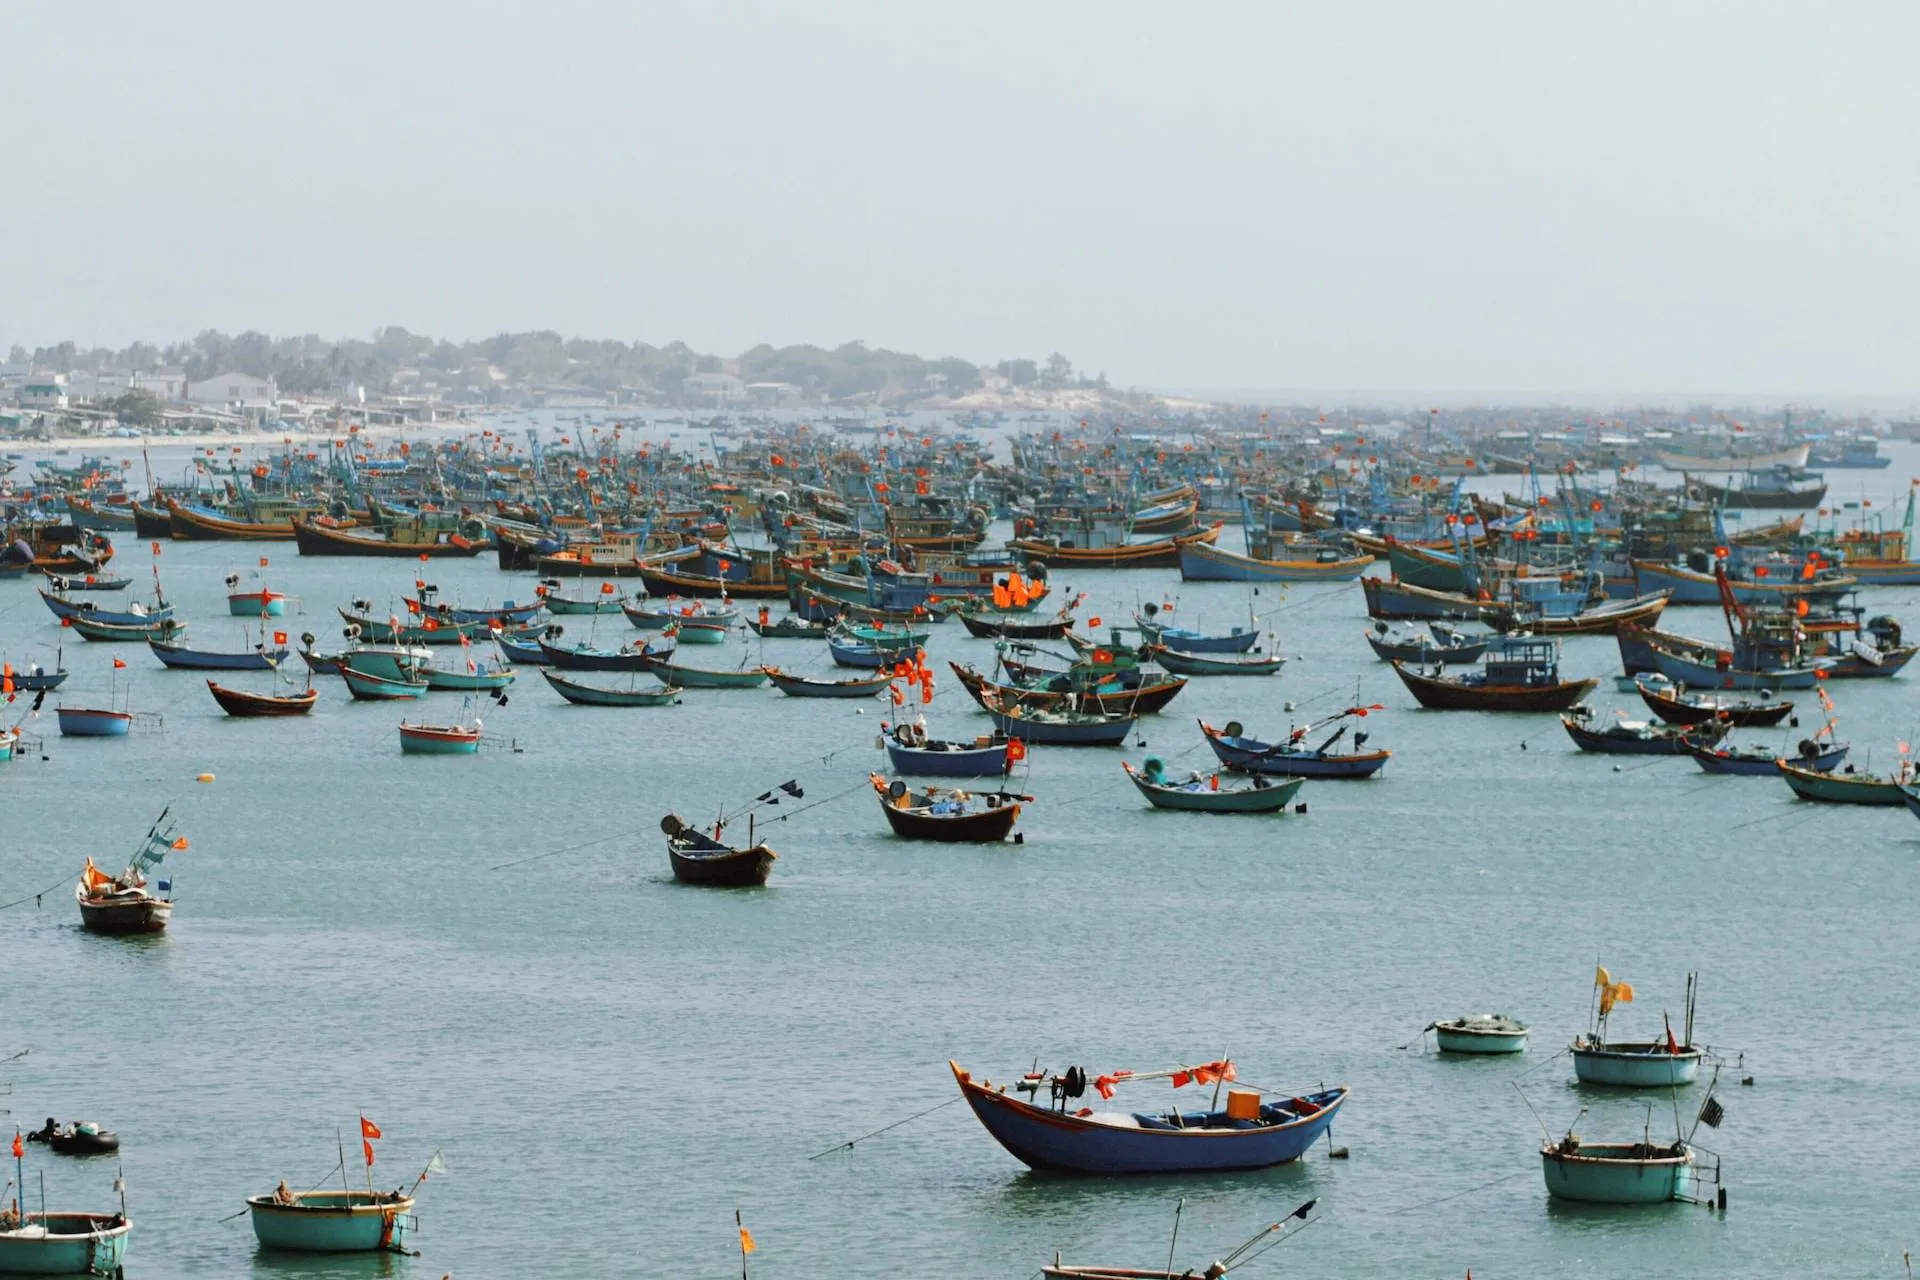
[{"left": 1164, "top": 1197, "right": 1184, "bottom": 1279}]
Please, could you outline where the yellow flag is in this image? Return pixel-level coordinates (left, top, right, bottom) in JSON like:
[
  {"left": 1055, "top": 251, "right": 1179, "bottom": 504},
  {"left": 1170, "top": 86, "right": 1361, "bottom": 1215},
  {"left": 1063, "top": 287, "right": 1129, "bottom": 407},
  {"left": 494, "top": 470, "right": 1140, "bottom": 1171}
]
[
  {"left": 1594, "top": 965, "right": 1611, "bottom": 989},
  {"left": 1613, "top": 981, "right": 1634, "bottom": 1004},
  {"left": 739, "top": 1228, "right": 757, "bottom": 1255}
]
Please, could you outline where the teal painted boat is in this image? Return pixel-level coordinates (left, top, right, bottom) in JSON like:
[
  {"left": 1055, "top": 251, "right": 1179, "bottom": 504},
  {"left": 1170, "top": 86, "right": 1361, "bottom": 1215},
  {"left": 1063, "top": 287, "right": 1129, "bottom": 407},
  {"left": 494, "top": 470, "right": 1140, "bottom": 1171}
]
[
  {"left": 541, "top": 669, "right": 682, "bottom": 706},
  {"left": 247, "top": 1189, "right": 416, "bottom": 1252},
  {"left": 1779, "top": 758, "right": 1910, "bottom": 805},
  {"left": 1121, "top": 759, "right": 1303, "bottom": 811},
  {"left": 1433, "top": 1014, "right": 1528, "bottom": 1054},
  {"left": 1540, "top": 1139, "right": 1696, "bottom": 1204},
  {"left": 422, "top": 663, "right": 516, "bottom": 692},
  {"left": 643, "top": 657, "right": 769, "bottom": 689},
  {"left": 1573, "top": 968, "right": 1704, "bottom": 1086},
  {"left": 342, "top": 669, "right": 429, "bottom": 701},
  {"left": 0, "top": 1213, "right": 132, "bottom": 1274},
  {"left": 398, "top": 720, "right": 481, "bottom": 754},
  {"left": 1145, "top": 644, "right": 1286, "bottom": 677}
]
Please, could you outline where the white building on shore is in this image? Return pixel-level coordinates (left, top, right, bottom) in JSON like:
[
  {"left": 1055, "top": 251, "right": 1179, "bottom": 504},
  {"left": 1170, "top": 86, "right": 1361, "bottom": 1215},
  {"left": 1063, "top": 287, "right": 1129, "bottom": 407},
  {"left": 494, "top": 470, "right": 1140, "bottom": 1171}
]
[{"left": 187, "top": 372, "right": 277, "bottom": 410}]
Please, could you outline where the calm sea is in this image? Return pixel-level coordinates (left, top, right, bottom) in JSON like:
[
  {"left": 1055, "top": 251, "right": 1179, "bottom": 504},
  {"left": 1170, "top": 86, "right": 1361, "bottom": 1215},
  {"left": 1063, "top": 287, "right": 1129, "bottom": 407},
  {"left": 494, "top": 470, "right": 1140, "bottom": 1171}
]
[{"left": 2, "top": 428, "right": 1917, "bottom": 1277}]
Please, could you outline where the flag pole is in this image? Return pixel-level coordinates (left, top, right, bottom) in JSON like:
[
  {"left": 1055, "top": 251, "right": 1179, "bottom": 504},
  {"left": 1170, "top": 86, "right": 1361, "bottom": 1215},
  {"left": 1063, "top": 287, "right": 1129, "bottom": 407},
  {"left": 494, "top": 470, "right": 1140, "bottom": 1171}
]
[
  {"left": 736, "top": 1208, "right": 748, "bottom": 1280},
  {"left": 337, "top": 1127, "right": 350, "bottom": 1199},
  {"left": 360, "top": 1114, "right": 374, "bottom": 1195}
]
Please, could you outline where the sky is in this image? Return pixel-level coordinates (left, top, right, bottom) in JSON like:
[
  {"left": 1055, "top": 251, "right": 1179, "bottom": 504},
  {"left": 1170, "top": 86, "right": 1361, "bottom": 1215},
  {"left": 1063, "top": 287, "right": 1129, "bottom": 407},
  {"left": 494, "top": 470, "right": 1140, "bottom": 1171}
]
[{"left": 3, "top": 1, "right": 1916, "bottom": 398}]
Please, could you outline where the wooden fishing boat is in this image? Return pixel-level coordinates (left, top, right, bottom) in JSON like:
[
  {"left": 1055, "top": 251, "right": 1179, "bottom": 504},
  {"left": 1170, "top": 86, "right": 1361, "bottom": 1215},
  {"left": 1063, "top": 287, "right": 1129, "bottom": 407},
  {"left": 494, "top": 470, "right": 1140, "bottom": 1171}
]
[
  {"left": 1133, "top": 607, "right": 1258, "bottom": 654},
  {"left": 246, "top": 1189, "right": 416, "bottom": 1253},
  {"left": 873, "top": 775, "right": 1023, "bottom": 841},
  {"left": 746, "top": 613, "right": 831, "bottom": 639},
  {"left": 951, "top": 1060, "right": 1346, "bottom": 1174},
  {"left": 398, "top": 720, "right": 481, "bottom": 754},
  {"left": 827, "top": 633, "right": 891, "bottom": 669},
  {"left": 1778, "top": 758, "right": 1910, "bottom": 805},
  {"left": 883, "top": 722, "right": 1017, "bottom": 776},
  {"left": 1008, "top": 523, "right": 1221, "bottom": 570},
  {"left": 338, "top": 645, "right": 432, "bottom": 683},
  {"left": 39, "top": 588, "right": 173, "bottom": 627},
  {"left": 642, "top": 656, "right": 770, "bottom": 689},
  {"left": 1559, "top": 707, "right": 1728, "bottom": 755},
  {"left": 75, "top": 809, "right": 180, "bottom": 934},
  {"left": 165, "top": 498, "right": 297, "bottom": 540},
  {"left": 1688, "top": 737, "right": 1848, "bottom": 776},
  {"left": 1144, "top": 645, "right": 1285, "bottom": 677},
  {"left": 985, "top": 697, "right": 1135, "bottom": 746},
  {"left": 341, "top": 669, "right": 430, "bottom": 701},
  {"left": 55, "top": 707, "right": 133, "bottom": 737},
  {"left": 1483, "top": 588, "right": 1671, "bottom": 636},
  {"left": 131, "top": 499, "right": 171, "bottom": 538},
  {"left": 1634, "top": 674, "right": 1793, "bottom": 727},
  {"left": 148, "top": 638, "right": 290, "bottom": 671},
  {"left": 950, "top": 661, "right": 1189, "bottom": 716},
  {"left": 43, "top": 574, "right": 129, "bottom": 593},
  {"left": 0, "top": 1212, "right": 132, "bottom": 1275},
  {"left": 1122, "top": 759, "right": 1303, "bottom": 812},
  {"left": 420, "top": 663, "right": 515, "bottom": 693},
  {"left": 624, "top": 599, "right": 739, "bottom": 631},
  {"left": 227, "top": 587, "right": 287, "bottom": 617},
  {"left": 763, "top": 666, "right": 891, "bottom": 698},
  {"left": 541, "top": 669, "right": 681, "bottom": 706},
  {"left": 338, "top": 609, "right": 528, "bottom": 647},
  {"left": 1364, "top": 621, "right": 1490, "bottom": 664},
  {"left": 636, "top": 560, "right": 788, "bottom": 598},
  {"left": 292, "top": 514, "right": 486, "bottom": 557},
  {"left": 67, "top": 614, "right": 184, "bottom": 643},
  {"left": 539, "top": 584, "right": 628, "bottom": 614},
  {"left": 206, "top": 680, "right": 318, "bottom": 716},
  {"left": 1199, "top": 715, "right": 1390, "bottom": 778},
  {"left": 1393, "top": 636, "right": 1597, "bottom": 712},
  {"left": 1360, "top": 575, "right": 1489, "bottom": 621},
  {"left": 1042, "top": 1202, "right": 1319, "bottom": 1280},
  {"left": 1432, "top": 1014, "right": 1528, "bottom": 1054},
  {"left": 494, "top": 633, "right": 551, "bottom": 665},
  {"left": 959, "top": 612, "right": 1074, "bottom": 640},
  {"left": 1, "top": 663, "right": 66, "bottom": 692},
  {"left": 1632, "top": 557, "right": 1856, "bottom": 606},
  {"left": 1177, "top": 538, "right": 1372, "bottom": 582},
  {"left": 538, "top": 635, "right": 672, "bottom": 671},
  {"left": 661, "top": 813, "right": 776, "bottom": 886}
]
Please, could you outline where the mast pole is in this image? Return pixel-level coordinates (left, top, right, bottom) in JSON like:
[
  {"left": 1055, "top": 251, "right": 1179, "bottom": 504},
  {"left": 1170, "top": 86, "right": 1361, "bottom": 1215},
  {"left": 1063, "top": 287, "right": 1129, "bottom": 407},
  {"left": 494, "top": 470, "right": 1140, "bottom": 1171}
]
[
  {"left": 1164, "top": 1197, "right": 1184, "bottom": 1279},
  {"left": 337, "top": 1127, "right": 350, "bottom": 1199}
]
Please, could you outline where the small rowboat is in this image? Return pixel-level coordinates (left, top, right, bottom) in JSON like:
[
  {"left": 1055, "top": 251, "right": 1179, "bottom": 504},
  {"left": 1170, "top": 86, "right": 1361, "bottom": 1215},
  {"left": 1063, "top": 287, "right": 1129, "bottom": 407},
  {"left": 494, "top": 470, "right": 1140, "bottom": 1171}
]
[
  {"left": 541, "top": 670, "right": 681, "bottom": 706},
  {"left": 1134, "top": 609, "right": 1258, "bottom": 654},
  {"left": 206, "top": 680, "right": 318, "bottom": 716},
  {"left": 985, "top": 698, "right": 1135, "bottom": 746},
  {"left": 1145, "top": 644, "right": 1285, "bottom": 677},
  {"left": 148, "top": 638, "right": 290, "bottom": 671},
  {"left": 884, "top": 725, "right": 1016, "bottom": 776},
  {"left": 56, "top": 707, "right": 133, "bottom": 737},
  {"left": 0, "top": 1212, "right": 132, "bottom": 1274},
  {"left": 1122, "top": 759, "right": 1302, "bottom": 812},
  {"left": 1559, "top": 709, "right": 1727, "bottom": 755},
  {"left": 342, "top": 669, "right": 429, "bottom": 701},
  {"left": 227, "top": 587, "right": 287, "bottom": 617},
  {"left": 661, "top": 813, "right": 776, "bottom": 887},
  {"left": 495, "top": 634, "right": 552, "bottom": 665},
  {"left": 763, "top": 666, "right": 891, "bottom": 698},
  {"left": 959, "top": 611, "right": 1073, "bottom": 640},
  {"left": 1571, "top": 1036, "right": 1703, "bottom": 1086},
  {"left": 1541, "top": 1137, "right": 1698, "bottom": 1204},
  {"left": 1364, "top": 621, "right": 1489, "bottom": 664},
  {"left": 873, "top": 775, "right": 1023, "bottom": 841},
  {"left": 643, "top": 657, "right": 770, "bottom": 689},
  {"left": 1433, "top": 1014, "right": 1528, "bottom": 1054},
  {"left": 422, "top": 664, "right": 516, "bottom": 693},
  {"left": 624, "top": 600, "right": 738, "bottom": 631},
  {"left": 398, "top": 720, "right": 481, "bottom": 754},
  {"left": 1634, "top": 674, "right": 1793, "bottom": 727},
  {"left": 44, "top": 575, "right": 130, "bottom": 593},
  {"left": 1687, "top": 738, "right": 1848, "bottom": 775},
  {"left": 1778, "top": 757, "right": 1910, "bottom": 805},
  {"left": 39, "top": 589, "right": 173, "bottom": 627},
  {"left": 247, "top": 1189, "right": 416, "bottom": 1253},
  {"left": 540, "top": 586, "right": 627, "bottom": 615},
  {"left": 746, "top": 614, "right": 831, "bottom": 639},
  {"left": 827, "top": 633, "right": 891, "bottom": 669},
  {"left": 67, "top": 614, "right": 184, "bottom": 643},
  {"left": 1199, "top": 716, "right": 1390, "bottom": 779},
  {"left": 538, "top": 635, "right": 671, "bottom": 671}
]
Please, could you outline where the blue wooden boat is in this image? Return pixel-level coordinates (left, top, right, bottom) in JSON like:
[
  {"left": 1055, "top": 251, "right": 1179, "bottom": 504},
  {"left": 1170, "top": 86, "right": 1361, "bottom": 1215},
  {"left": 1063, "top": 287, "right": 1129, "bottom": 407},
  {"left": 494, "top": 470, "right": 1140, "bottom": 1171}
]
[
  {"left": 883, "top": 722, "right": 1015, "bottom": 776},
  {"left": 746, "top": 613, "right": 831, "bottom": 639},
  {"left": 1, "top": 662, "right": 66, "bottom": 692},
  {"left": 148, "top": 638, "right": 289, "bottom": 671},
  {"left": 1177, "top": 538, "right": 1371, "bottom": 582},
  {"left": 1122, "top": 759, "right": 1303, "bottom": 812},
  {"left": 226, "top": 586, "right": 287, "bottom": 617},
  {"left": 1134, "top": 605, "right": 1259, "bottom": 653},
  {"left": 827, "top": 633, "right": 891, "bottom": 669},
  {"left": 45, "top": 574, "right": 130, "bottom": 593},
  {"left": 398, "top": 720, "right": 481, "bottom": 754},
  {"left": 247, "top": 1189, "right": 415, "bottom": 1253},
  {"left": 1364, "top": 621, "right": 1489, "bottom": 664},
  {"left": 763, "top": 666, "right": 891, "bottom": 698},
  {"left": 1559, "top": 707, "right": 1728, "bottom": 755},
  {"left": 951, "top": 1060, "right": 1347, "bottom": 1174},
  {"left": 1779, "top": 757, "right": 1909, "bottom": 804},
  {"left": 985, "top": 697, "right": 1134, "bottom": 746},
  {"left": 341, "top": 669, "right": 429, "bottom": 701},
  {"left": 56, "top": 705, "right": 133, "bottom": 736},
  {"left": 1649, "top": 643, "right": 1826, "bottom": 691},
  {"left": 624, "top": 599, "right": 738, "bottom": 630},
  {"left": 1145, "top": 645, "right": 1286, "bottom": 677},
  {"left": 1541, "top": 1138, "right": 1699, "bottom": 1204},
  {"left": 642, "top": 656, "right": 770, "bottom": 689},
  {"left": 67, "top": 614, "right": 184, "bottom": 643},
  {"left": 541, "top": 669, "right": 681, "bottom": 706},
  {"left": 1199, "top": 714, "right": 1391, "bottom": 779},
  {"left": 495, "top": 633, "right": 551, "bottom": 665},
  {"left": 39, "top": 588, "right": 173, "bottom": 627},
  {"left": 422, "top": 661, "right": 516, "bottom": 692},
  {"left": 538, "top": 634, "right": 673, "bottom": 672},
  {"left": 1687, "top": 737, "right": 1848, "bottom": 775},
  {"left": 0, "top": 1213, "right": 132, "bottom": 1274},
  {"left": 540, "top": 586, "right": 627, "bottom": 615}
]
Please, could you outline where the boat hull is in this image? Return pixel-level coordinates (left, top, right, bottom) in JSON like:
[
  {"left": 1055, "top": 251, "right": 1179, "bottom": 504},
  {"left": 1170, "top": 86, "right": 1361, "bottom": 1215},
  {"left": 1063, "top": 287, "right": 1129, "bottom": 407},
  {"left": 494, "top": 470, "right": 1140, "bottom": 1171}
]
[
  {"left": 668, "top": 837, "right": 776, "bottom": 887},
  {"left": 55, "top": 708, "right": 132, "bottom": 737},
  {"left": 1779, "top": 760, "right": 1906, "bottom": 804},
  {"left": 77, "top": 895, "right": 171, "bottom": 934},
  {"left": 1178, "top": 540, "right": 1371, "bottom": 582},
  {"left": 247, "top": 1192, "right": 414, "bottom": 1252},
  {"left": 1394, "top": 662, "right": 1597, "bottom": 712},
  {"left": 1541, "top": 1143, "right": 1694, "bottom": 1203},
  {"left": 0, "top": 1215, "right": 131, "bottom": 1274},
  {"left": 878, "top": 795, "right": 1020, "bottom": 841},
  {"left": 1124, "top": 767, "right": 1303, "bottom": 812},
  {"left": 1435, "top": 1025, "right": 1527, "bottom": 1054},
  {"left": 1570, "top": 1043, "right": 1702, "bottom": 1087},
  {"left": 540, "top": 670, "right": 681, "bottom": 706},
  {"left": 398, "top": 724, "right": 481, "bottom": 754},
  {"left": 1199, "top": 724, "right": 1390, "bottom": 778},
  {"left": 885, "top": 740, "right": 1010, "bottom": 776},
  {"left": 207, "top": 681, "right": 318, "bottom": 716}
]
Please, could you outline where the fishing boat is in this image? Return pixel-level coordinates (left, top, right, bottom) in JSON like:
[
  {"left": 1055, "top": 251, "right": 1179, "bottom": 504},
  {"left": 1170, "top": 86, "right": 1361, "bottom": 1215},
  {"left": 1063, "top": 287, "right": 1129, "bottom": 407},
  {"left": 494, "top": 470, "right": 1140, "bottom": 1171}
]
[
  {"left": 43, "top": 575, "right": 129, "bottom": 593},
  {"left": 494, "top": 633, "right": 551, "bottom": 665},
  {"left": 166, "top": 498, "right": 298, "bottom": 540},
  {"left": 0, "top": 661, "right": 66, "bottom": 692},
  {"left": 643, "top": 656, "right": 770, "bottom": 689},
  {"left": 337, "top": 643, "right": 433, "bottom": 683},
  {"left": 1633, "top": 674, "right": 1793, "bottom": 727},
  {"left": 291, "top": 513, "right": 487, "bottom": 557},
  {"left": 39, "top": 587, "right": 173, "bottom": 629},
  {"left": 763, "top": 666, "right": 891, "bottom": 698},
  {"left": 1178, "top": 536, "right": 1372, "bottom": 582},
  {"left": 1541, "top": 1136, "right": 1699, "bottom": 1204},
  {"left": 882, "top": 720, "right": 1020, "bottom": 776},
  {"left": 1122, "top": 758, "right": 1303, "bottom": 812},
  {"left": 540, "top": 670, "right": 682, "bottom": 706},
  {"left": 1394, "top": 635, "right": 1597, "bottom": 711},
  {"left": 1778, "top": 757, "right": 1910, "bottom": 805},
  {"left": 246, "top": 1189, "right": 416, "bottom": 1253},
  {"left": 1009, "top": 521, "right": 1221, "bottom": 570},
  {"left": 1559, "top": 707, "right": 1728, "bottom": 755},
  {"left": 872, "top": 776, "right": 1024, "bottom": 841},
  {"left": 341, "top": 669, "right": 430, "bottom": 701},
  {"left": 984, "top": 697, "right": 1135, "bottom": 746},
  {"left": 1198, "top": 711, "right": 1391, "bottom": 779},
  {"left": 398, "top": 718, "right": 482, "bottom": 754},
  {"left": 958, "top": 610, "right": 1075, "bottom": 640},
  {"left": 26, "top": 1122, "right": 120, "bottom": 1157},
  {"left": 538, "top": 632, "right": 674, "bottom": 671},
  {"left": 148, "top": 637, "right": 290, "bottom": 671},
  {"left": 538, "top": 582, "right": 628, "bottom": 614},
  {"left": 66, "top": 614, "right": 184, "bottom": 644},
  {"left": 1363, "top": 621, "right": 1489, "bottom": 665},
  {"left": 1571, "top": 968, "right": 1704, "bottom": 1087},
  {"left": 623, "top": 598, "right": 738, "bottom": 634},
  {"left": 1144, "top": 645, "right": 1286, "bottom": 677},
  {"left": 951, "top": 1059, "right": 1346, "bottom": 1174},
  {"left": 55, "top": 707, "right": 133, "bottom": 737},
  {"left": 827, "top": 632, "right": 893, "bottom": 669},
  {"left": 1041, "top": 1200, "right": 1320, "bottom": 1279},
  {"left": 1432, "top": 1014, "right": 1528, "bottom": 1054},
  {"left": 225, "top": 572, "right": 287, "bottom": 617},
  {"left": 1687, "top": 736, "right": 1849, "bottom": 776},
  {"left": 74, "top": 808, "right": 181, "bottom": 934},
  {"left": 0, "top": 1208, "right": 131, "bottom": 1275},
  {"left": 746, "top": 612, "right": 831, "bottom": 639},
  {"left": 1133, "top": 605, "right": 1259, "bottom": 654},
  {"left": 661, "top": 813, "right": 777, "bottom": 887},
  {"left": 206, "top": 680, "right": 318, "bottom": 716}
]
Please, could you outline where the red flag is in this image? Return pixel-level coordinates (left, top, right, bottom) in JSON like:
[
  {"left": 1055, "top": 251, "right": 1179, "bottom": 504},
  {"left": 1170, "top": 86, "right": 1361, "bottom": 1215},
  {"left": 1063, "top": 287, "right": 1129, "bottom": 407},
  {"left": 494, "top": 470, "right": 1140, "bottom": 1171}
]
[
  {"left": 360, "top": 1116, "right": 381, "bottom": 1140},
  {"left": 273, "top": 631, "right": 288, "bottom": 646},
  {"left": 112, "top": 657, "right": 127, "bottom": 669},
  {"left": 362, "top": 1139, "right": 375, "bottom": 1167},
  {"left": 10, "top": 1132, "right": 21, "bottom": 1158},
  {"left": 1171, "top": 1070, "right": 1192, "bottom": 1089}
]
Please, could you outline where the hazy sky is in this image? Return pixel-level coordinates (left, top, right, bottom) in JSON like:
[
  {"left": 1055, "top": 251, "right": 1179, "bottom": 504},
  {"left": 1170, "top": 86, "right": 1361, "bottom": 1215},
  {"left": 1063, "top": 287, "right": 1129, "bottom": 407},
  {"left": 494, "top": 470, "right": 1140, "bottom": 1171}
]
[{"left": 4, "top": 2, "right": 1915, "bottom": 396}]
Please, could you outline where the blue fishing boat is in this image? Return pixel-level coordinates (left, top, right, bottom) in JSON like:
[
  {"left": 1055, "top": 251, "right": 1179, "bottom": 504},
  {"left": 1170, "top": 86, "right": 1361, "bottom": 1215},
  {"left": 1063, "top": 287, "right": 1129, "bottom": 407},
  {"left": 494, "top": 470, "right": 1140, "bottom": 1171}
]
[
  {"left": 540, "top": 670, "right": 682, "bottom": 706},
  {"left": 1122, "top": 759, "right": 1304, "bottom": 812},
  {"left": 0, "top": 1207, "right": 131, "bottom": 1275},
  {"left": 762, "top": 666, "right": 891, "bottom": 698},
  {"left": 642, "top": 656, "right": 770, "bottom": 689},
  {"left": 1432, "top": 1014, "right": 1528, "bottom": 1054},
  {"left": 1134, "top": 604, "right": 1259, "bottom": 654},
  {"left": 0, "top": 661, "right": 66, "bottom": 692},
  {"left": 1541, "top": 1138, "right": 1700, "bottom": 1204},
  {"left": 39, "top": 587, "right": 173, "bottom": 628},
  {"left": 55, "top": 707, "right": 133, "bottom": 737},
  {"left": 148, "top": 638, "right": 290, "bottom": 671},
  {"left": 1779, "top": 757, "right": 1910, "bottom": 804},
  {"left": 495, "top": 633, "right": 551, "bottom": 665},
  {"left": 421, "top": 660, "right": 515, "bottom": 692},
  {"left": 882, "top": 720, "right": 1018, "bottom": 776},
  {"left": 538, "top": 634, "right": 674, "bottom": 672},
  {"left": 66, "top": 614, "right": 184, "bottom": 643},
  {"left": 1145, "top": 645, "right": 1286, "bottom": 677},
  {"left": 827, "top": 633, "right": 891, "bottom": 669},
  {"left": 1687, "top": 737, "right": 1848, "bottom": 776},
  {"left": 1177, "top": 538, "right": 1371, "bottom": 582},
  {"left": 341, "top": 669, "right": 429, "bottom": 701},
  {"left": 1571, "top": 968, "right": 1704, "bottom": 1087},
  {"left": 951, "top": 1059, "right": 1347, "bottom": 1174},
  {"left": 398, "top": 720, "right": 481, "bottom": 754},
  {"left": 44, "top": 574, "right": 130, "bottom": 593},
  {"left": 1363, "top": 621, "right": 1489, "bottom": 665},
  {"left": 623, "top": 598, "right": 738, "bottom": 630},
  {"left": 247, "top": 1190, "right": 416, "bottom": 1253},
  {"left": 1199, "top": 711, "right": 1390, "bottom": 779},
  {"left": 985, "top": 697, "right": 1134, "bottom": 746}
]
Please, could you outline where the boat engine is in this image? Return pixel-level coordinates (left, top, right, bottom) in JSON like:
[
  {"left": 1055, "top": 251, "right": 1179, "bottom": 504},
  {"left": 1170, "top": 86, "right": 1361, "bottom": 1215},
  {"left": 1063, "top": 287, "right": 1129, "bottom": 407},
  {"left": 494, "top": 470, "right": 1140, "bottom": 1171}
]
[{"left": 1049, "top": 1066, "right": 1088, "bottom": 1108}]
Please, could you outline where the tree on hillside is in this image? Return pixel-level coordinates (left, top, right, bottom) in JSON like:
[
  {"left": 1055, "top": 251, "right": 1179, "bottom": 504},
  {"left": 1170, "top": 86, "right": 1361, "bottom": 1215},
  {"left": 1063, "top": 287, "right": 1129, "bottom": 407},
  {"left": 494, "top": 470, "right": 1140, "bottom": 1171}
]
[{"left": 107, "top": 389, "right": 165, "bottom": 427}]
